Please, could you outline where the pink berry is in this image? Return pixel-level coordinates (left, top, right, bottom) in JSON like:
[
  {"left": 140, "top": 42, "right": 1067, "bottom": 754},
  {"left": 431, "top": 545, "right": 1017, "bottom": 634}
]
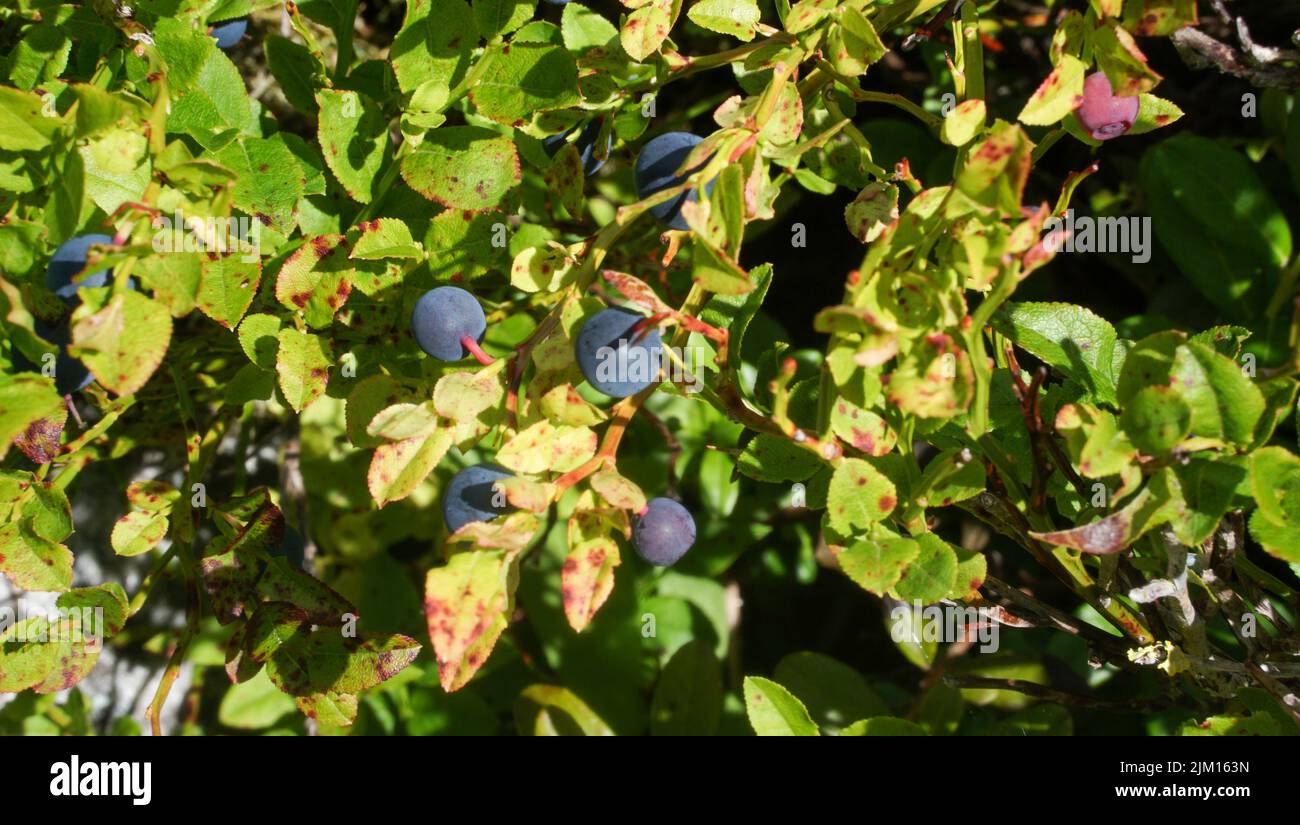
[{"left": 1075, "top": 72, "right": 1139, "bottom": 141}]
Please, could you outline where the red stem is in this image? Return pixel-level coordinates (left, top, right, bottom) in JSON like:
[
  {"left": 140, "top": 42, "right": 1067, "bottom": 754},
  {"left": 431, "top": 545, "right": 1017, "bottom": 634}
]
[{"left": 461, "top": 335, "right": 496, "bottom": 366}]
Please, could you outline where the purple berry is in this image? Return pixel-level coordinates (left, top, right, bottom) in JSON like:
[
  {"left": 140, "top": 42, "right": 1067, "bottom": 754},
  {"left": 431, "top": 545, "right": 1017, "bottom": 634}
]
[
  {"left": 633, "top": 497, "right": 696, "bottom": 566},
  {"left": 411, "top": 286, "right": 489, "bottom": 362},
  {"left": 574, "top": 307, "right": 663, "bottom": 398},
  {"left": 1075, "top": 72, "right": 1139, "bottom": 141},
  {"left": 443, "top": 464, "right": 516, "bottom": 532},
  {"left": 46, "top": 234, "right": 115, "bottom": 305},
  {"left": 209, "top": 17, "right": 248, "bottom": 50},
  {"left": 634, "top": 131, "right": 715, "bottom": 230}
]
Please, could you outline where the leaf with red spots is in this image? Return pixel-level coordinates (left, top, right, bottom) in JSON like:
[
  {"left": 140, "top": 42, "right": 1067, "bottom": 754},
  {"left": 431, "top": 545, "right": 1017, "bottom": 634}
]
[
  {"left": 0, "top": 618, "right": 60, "bottom": 692},
  {"left": 1018, "top": 55, "right": 1086, "bottom": 126},
  {"left": 69, "top": 291, "right": 173, "bottom": 398},
  {"left": 425, "top": 549, "right": 515, "bottom": 691},
  {"left": 400, "top": 126, "right": 522, "bottom": 211},
  {"left": 562, "top": 536, "right": 619, "bottom": 632},
  {"left": 275, "top": 327, "right": 332, "bottom": 413},
  {"left": 940, "top": 99, "right": 987, "bottom": 146},
  {"left": 1092, "top": 20, "right": 1162, "bottom": 96},
  {"left": 737, "top": 433, "right": 824, "bottom": 482},
  {"left": 886, "top": 333, "right": 974, "bottom": 420},
  {"left": 12, "top": 407, "right": 65, "bottom": 465},
  {"left": 433, "top": 369, "right": 505, "bottom": 423},
  {"left": 275, "top": 235, "right": 354, "bottom": 328},
  {"left": 838, "top": 535, "right": 919, "bottom": 596},
  {"left": 58, "top": 583, "right": 130, "bottom": 637},
  {"left": 111, "top": 509, "right": 169, "bottom": 557},
  {"left": 538, "top": 383, "right": 607, "bottom": 427},
  {"left": 256, "top": 562, "right": 357, "bottom": 627},
  {"left": 494, "top": 476, "right": 555, "bottom": 513},
  {"left": 447, "top": 511, "right": 543, "bottom": 553},
  {"left": 126, "top": 479, "right": 181, "bottom": 512},
  {"left": 0, "top": 517, "right": 73, "bottom": 592},
  {"left": 620, "top": 0, "right": 672, "bottom": 63},
  {"left": 350, "top": 217, "right": 423, "bottom": 260},
  {"left": 953, "top": 120, "right": 1034, "bottom": 217},
  {"left": 427, "top": 209, "right": 509, "bottom": 281},
  {"left": 496, "top": 420, "right": 597, "bottom": 474},
  {"left": 32, "top": 616, "right": 102, "bottom": 695},
  {"left": 1031, "top": 469, "right": 1179, "bottom": 555},
  {"left": 844, "top": 182, "right": 899, "bottom": 244},
  {"left": 511, "top": 243, "right": 575, "bottom": 293},
  {"left": 366, "top": 401, "right": 441, "bottom": 441},
  {"left": 367, "top": 428, "right": 454, "bottom": 507},
  {"left": 783, "top": 0, "right": 836, "bottom": 34},
  {"left": 826, "top": 458, "right": 896, "bottom": 533},
  {"left": 826, "top": 6, "right": 886, "bottom": 77},
  {"left": 589, "top": 468, "right": 646, "bottom": 511},
  {"left": 1122, "top": 0, "right": 1197, "bottom": 37},
  {"left": 197, "top": 253, "right": 262, "bottom": 330}
]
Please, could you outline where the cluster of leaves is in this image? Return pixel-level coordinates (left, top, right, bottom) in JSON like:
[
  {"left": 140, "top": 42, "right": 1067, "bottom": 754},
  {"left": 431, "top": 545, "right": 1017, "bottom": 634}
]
[{"left": 1, "top": 0, "right": 1299, "bottom": 735}]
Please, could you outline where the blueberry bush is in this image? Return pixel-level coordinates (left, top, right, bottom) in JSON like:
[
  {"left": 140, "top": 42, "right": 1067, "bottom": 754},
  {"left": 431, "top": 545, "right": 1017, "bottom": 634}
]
[{"left": 2, "top": 0, "right": 1300, "bottom": 737}]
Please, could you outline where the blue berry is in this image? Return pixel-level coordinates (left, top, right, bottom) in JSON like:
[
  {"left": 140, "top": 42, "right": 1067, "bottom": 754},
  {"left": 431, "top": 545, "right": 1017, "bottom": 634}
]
[
  {"left": 270, "top": 527, "right": 307, "bottom": 568},
  {"left": 46, "top": 234, "right": 115, "bottom": 305},
  {"left": 411, "top": 286, "right": 488, "bottom": 362},
  {"left": 443, "top": 464, "right": 516, "bottom": 533},
  {"left": 543, "top": 120, "right": 612, "bottom": 176},
  {"left": 210, "top": 17, "right": 248, "bottom": 50},
  {"left": 634, "top": 131, "right": 714, "bottom": 231},
  {"left": 633, "top": 497, "right": 696, "bottom": 566},
  {"left": 575, "top": 307, "right": 663, "bottom": 398}
]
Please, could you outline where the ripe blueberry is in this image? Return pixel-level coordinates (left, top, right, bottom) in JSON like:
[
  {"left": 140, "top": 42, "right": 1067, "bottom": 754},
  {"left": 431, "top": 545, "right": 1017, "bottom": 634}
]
[
  {"left": 443, "top": 464, "right": 516, "bottom": 533},
  {"left": 543, "top": 120, "right": 612, "bottom": 177},
  {"left": 633, "top": 497, "right": 696, "bottom": 567},
  {"left": 411, "top": 286, "right": 492, "bottom": 364},
  {"left": 575, "top": 307, "right": 663, "bottom": 398},
  {"left": 1075, "top": 72, "right": 1139, "bottom": 141},
  {"left": 270, "top": 527, "right": 307, "bottom": 568},
  {"left": 634, "top": 131, "right": 714, "bottom": 231},
  {"left": 209, "top": 17, "right": 248, "bottom": 50},
  {"left": 47, "top": 234, "right": 115, "bottom": 305}
]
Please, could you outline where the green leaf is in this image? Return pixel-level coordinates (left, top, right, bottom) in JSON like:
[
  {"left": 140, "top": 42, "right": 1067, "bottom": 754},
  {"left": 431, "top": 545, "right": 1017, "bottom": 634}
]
[
  {"left": 316, "top": 89, "right": 389, "bottom": 203},
  {"left": 954, "top": 120, "right": 1034, "bottom": 217},
  {"left": 351, "top": 218, "right": 423, "bottom": 260},
  {"left": 1032, "top": 469, "right": 1179, "bottom": 555},
  {"left": 473, "top": 0, "right": 536, "bottom": 40},
  {"left": 0, "top": 87, "right": 59, "bottom": 152},
  {"left": 78, "top": 128, "right": 150, "bottom": 216},
  {"left": 840, "top": 716, "right": 928, "bottom": 736},
  {"left": 844, "top": 182, "right": 899, "bottom": 244},
  {"left": 111, "top": 510, "right": 170, "bottom": 557},
  {"left": 496, "top": 420, "right": 596, "bottom": 474},
  {"left": 70, "top": 291, "right": 173, "bottom": 398},
  {"left": 1120, "top": 385, "right": 1190, "bottom": 455},
  {"left": 737, "top": 433, "right": 824, "bottom": 482},
  {"left": 219, "top": 669, "right": 298, "bottom": 729},
  {"left": 994, "top": 302, "right": 1122, "bottom": 405},
  {"left": 1140, "top": 135, "right": 1291, "bottom": 320},
  {"left": 838, "top": 535, "right": 919, "bottom": 595},
  {"left": 401, "top": 126, "right": 522, "bottom": 210},
  {"left": 0, "top": 518, "right": 73, "bottom": 592},
  {"left": 390, "top": 0, "right": 475, "bottom": 94},
  {"left": 651, "top": 640, "right": 723, "bottom": 736},
  {"left": 213, "top": 136, "right": 307, "bottom": 234},
  {"left": 514, "top": 684, "right": 614, "bottom": 735},
  {"left": 198, "top": 254, "right": 261, "bottom": 330},
  {"left": 687, "top": 0, "right": 761, "bottom": 42},
  {"left": 772, "top": 652, "right": 888, "bottom": 734},
  {"left": 274, "top": 327, "right": 332, "bottom": 412},
  {"left": 743, "top": 676, "right": 819, "bottom": 736},
  {"left": 893, "top": 533, "right": 959, "bottom": 603},
  {"left": 470, "top": 42, "right": 581, "bottom": 126},
  {"left": 238, "top": 313, "right": 283, "bottom": 369},
  {"left": 826, "top": 458, "right": 896, "bottom": 532},
  {"left": 562, "top": 3, "right": 618, "bottom": 53}
]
